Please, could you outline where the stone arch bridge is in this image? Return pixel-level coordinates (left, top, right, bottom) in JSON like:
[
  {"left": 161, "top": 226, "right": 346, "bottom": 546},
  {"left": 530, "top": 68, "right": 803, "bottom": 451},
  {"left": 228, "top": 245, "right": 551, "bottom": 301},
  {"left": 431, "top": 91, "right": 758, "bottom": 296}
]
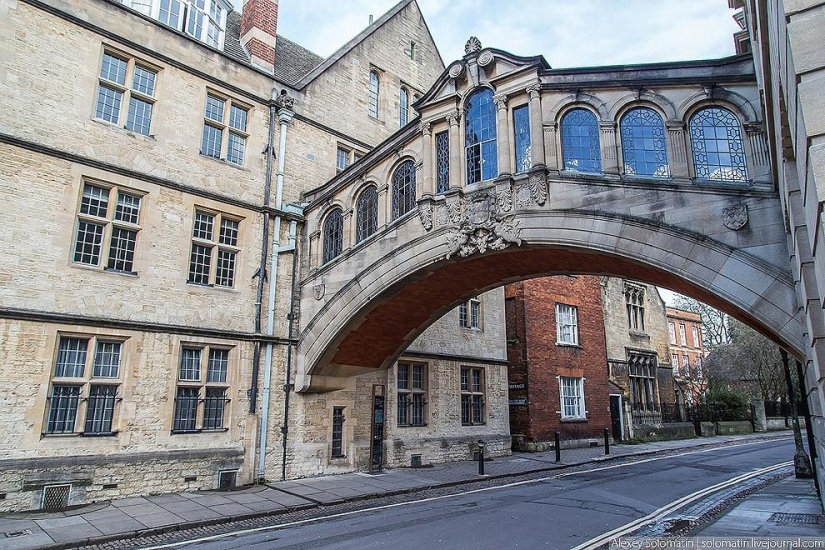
[{"left": 293, "top": 44, "right": 798, "bottom": 393}]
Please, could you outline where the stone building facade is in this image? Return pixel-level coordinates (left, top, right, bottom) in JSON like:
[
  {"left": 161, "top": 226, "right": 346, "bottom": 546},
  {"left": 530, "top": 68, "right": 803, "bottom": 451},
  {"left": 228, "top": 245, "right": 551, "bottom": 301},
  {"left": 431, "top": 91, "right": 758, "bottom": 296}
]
[
  {"left": 0, "top": 0, "right": 496, "bottom": 511},
  {"left": 602, "top": 279, "right": 674, "bottom": 439},
  {"left": 505, "top": 276, "right": 610, "bottom": 449}
]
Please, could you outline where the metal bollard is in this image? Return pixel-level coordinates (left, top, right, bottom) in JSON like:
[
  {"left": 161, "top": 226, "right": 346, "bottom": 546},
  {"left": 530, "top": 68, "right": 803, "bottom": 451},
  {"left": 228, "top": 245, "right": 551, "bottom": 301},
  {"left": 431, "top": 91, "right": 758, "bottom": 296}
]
[
  {"left": 478, "top": 440, "right": 485, "bottom": 475},
  {"left": 555, "top": 431, "right": 561, "bottom": 463},
  {"left": 604, "top": 428, "right": 610, "bottom": 455}
]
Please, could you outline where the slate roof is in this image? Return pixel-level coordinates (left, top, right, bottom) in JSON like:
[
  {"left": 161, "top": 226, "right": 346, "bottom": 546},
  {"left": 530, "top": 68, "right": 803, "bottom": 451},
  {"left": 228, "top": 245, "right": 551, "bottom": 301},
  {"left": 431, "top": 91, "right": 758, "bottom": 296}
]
[{"left": 222, "top": 10, "right": 324, "bottom": 87}]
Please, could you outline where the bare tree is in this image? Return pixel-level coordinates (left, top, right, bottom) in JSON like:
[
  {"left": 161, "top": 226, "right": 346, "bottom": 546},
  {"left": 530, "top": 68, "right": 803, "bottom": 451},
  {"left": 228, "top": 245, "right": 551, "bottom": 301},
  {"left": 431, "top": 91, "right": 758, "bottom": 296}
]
[{"left": 671, "top": 294, "right": 730, "bottom": 348}]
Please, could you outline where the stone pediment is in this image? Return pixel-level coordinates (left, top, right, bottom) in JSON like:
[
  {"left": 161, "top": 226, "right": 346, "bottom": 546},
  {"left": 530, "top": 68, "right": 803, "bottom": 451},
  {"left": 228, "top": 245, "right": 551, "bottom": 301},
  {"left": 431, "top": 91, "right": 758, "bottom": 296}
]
[{"left": 414, "top": 38, "right": 549, "bottom": 110}]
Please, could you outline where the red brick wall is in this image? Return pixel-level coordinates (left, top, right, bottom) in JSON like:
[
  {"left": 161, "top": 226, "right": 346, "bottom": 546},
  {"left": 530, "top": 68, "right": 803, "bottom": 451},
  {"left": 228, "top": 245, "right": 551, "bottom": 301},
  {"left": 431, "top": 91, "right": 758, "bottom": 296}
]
[
  {"left": 241, "top": 0, "right": 277, "bottom": 64},
  {"left": 506, "top": 276, "right": 611, "bottom": 442}
]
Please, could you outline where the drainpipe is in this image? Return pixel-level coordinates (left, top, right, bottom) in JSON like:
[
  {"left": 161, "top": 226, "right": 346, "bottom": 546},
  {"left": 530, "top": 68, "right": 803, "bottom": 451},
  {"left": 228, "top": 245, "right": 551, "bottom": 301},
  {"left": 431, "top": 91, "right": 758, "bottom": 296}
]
[
  {"left": 257, "top": 91, "right": 294, "bottom": 482},
  {"left": 281, "top": 219, "right": 298, "bottom": 481},
  {"left": 250, "top": 92, "right": 278, "bottom": 414}
]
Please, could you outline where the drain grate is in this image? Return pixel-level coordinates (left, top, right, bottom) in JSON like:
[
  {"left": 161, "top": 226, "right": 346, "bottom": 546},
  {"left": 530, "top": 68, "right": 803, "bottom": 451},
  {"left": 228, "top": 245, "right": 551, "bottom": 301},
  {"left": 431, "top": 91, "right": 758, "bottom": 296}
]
[
  {"left": 768, "top": 512, "right": 822, "bottom": 525},
  {"left": 41, "top": 484, "right": 71, "bottom": 511}
]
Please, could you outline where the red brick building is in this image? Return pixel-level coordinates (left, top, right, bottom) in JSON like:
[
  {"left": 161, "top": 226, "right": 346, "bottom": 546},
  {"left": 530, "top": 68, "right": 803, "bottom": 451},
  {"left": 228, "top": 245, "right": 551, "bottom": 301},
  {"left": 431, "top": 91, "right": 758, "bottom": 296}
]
[
  {"left": 505, "top": 276, "right": 611, "bottom": 447},
  {"left": 666, "top": 307, "right": 707, "bottom": 406}
]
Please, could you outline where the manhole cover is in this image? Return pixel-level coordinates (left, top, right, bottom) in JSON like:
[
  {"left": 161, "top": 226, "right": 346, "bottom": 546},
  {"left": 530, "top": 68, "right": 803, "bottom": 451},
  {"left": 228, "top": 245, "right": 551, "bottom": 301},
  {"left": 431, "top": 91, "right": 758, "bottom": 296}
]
[{"left": 768, "top": 513, "right": 822, "bottom": 525}]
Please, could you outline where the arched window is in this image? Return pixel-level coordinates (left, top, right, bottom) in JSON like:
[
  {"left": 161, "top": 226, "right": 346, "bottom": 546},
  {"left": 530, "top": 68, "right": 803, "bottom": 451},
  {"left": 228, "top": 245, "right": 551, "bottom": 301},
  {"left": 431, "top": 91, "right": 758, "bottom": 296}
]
[
  {"left": 391, "top": 160, "right": 416, "bottom": 220},
  {"left": 465, "top": 88, "right": 497, "bottom": 185},
  {"left": 356, "top": 186, "right": 378, "bottom": 243},
  {"left": 322, "top": 208, "right": 343, "bottom": 264},
  {"left": 689, "top": 107, "right": 747, "bottom": 183},
  {"left": 561, "top": 108, "right": 602, "bottom": 172},
  {"left": 620, "top": 107, "right": 669, "bottom": 177},
  {"left": 399, "top": 88, "right": 409, "bottom": 126},
  {"left": 368, "top": 71, "right": 380, "bottom": 118}
]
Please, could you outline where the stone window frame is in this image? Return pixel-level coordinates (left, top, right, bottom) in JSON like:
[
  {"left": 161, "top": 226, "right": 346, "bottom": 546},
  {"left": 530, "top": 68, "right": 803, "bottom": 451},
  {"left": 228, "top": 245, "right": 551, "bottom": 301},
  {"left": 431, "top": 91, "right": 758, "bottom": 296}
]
[
  {"left": 172, "top": 344, "right": 232, "bottom": 434},
  {"left": 619, "top": 106, "right": 670, "bottom": 178},
  {"left": 464, "top": 87, "right": 498, "bottom": 185},
  {"left": 187, "top": 207, "right": 242, "bottom": 288},
  {"left": 628, "top": 352, "right": 658, "bottom": 415},
  {"left": 458, "top": 298, "right": 482, "bottom": 330},
  {"left": 559, "top": 376, "right": 586, "bottom": 420},
  {"left": 460, "top": 366, "right": 486, "bottom": 426},
  {"left": 72, "top": 179, "right": 145, "bottom": 276},
  {"left": 559, "top": 107, "right": 602, "bottom": 173},
  {"left": 399, "top": 86, "right": 410, "bottom": 127},
  {"left": 93, "top": 48, "right": 160, "bottom": 137},
  {"left": 200, "top": 90, "right": 251, "bottom": 166},
  {"left": 335, "top": 145, "right": 365, "bottom": 173},
  {"left": 624, "top": 283, "right": 646, "bottom": 333},
  {"left": 368, "top": 69, "right": 381, "bottom": 119},
  {"left": 322, "top": 207, "right": 344, "bottom": 264},
  {"left": 331, "top": 406, "right": 346, "bottom": 458},
  {"left": 555, "top": 303, "right": 579, "bottom": 346},
  {"left": 688, "top": 105, "right": 748, "bottom": 183},
  {"left": 513, "top": 103, "right": 531, "bottom": 174},
  {"left": 390, "top": 159, "right": 417, "bottom": 221},
  {"left": 396, "top": 362, "right": 427, "bottom": 427},
  {"left": 355, "top": 185, "right": 379, "bottom": 244},
  {"left": 43, "top": 334, "right": 127, "bottom": 437}
]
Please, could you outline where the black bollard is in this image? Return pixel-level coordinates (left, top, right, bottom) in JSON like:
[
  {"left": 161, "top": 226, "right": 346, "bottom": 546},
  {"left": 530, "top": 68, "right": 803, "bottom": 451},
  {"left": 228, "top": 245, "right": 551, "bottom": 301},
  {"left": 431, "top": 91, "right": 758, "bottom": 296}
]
[
  {"left": 555, "top": 431, "right": 561, "bottom": 463},
  {"left": 604, "top": 428, "right": 610, "bottom": 455},
  {"left": 478, "top": 440, "right": 485, "bottom": 475}
]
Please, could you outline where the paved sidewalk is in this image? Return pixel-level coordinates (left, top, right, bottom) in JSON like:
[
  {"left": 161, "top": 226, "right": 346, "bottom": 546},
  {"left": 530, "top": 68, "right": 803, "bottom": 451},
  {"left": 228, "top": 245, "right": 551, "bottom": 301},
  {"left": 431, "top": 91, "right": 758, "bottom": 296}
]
[{"left": 0, "top": 432, "right": 801, "bottom": 549}]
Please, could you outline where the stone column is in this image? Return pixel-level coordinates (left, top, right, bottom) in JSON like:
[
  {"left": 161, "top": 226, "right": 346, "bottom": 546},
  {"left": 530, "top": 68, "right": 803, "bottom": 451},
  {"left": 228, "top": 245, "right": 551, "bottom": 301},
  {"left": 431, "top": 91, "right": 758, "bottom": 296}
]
[
  {"left": 494, "top": 93, "right": 511, "bottom": 176},
  {"left": 599, "top": 121, "right": 619, "bottom": 175},
  {"left": 342, "top": 209, "right": 353, "bottom": 253},
  {"left": 527, "top": 85, "right": 545, "bottom": 168},
  {"left": 666, "top": 121, "right": 689, "bottom": 179},
  {"left": 377, "top": 184, "right": 389, "bottom": 229},
  {"left": 543, "top": 122, "right": 558, "bottom": 173},
  {"left": 448, "top": 110, "right": 461, "bottom": 188},
  {"left": 421, "top": 122, "right": 433, "bottom": 195},
  {"left": 745, "top": 122, "right": 771, "bottom": 183}
]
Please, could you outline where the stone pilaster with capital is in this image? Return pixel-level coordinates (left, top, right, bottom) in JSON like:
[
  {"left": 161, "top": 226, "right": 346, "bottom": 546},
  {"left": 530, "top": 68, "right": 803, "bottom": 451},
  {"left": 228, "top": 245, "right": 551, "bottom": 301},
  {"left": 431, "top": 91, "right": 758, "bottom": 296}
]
[
  {"left": 421, "top": 122, "right": 434, "bottom": 195},
  {"left": 543, "top": 122, "right": 559, "bottom": 173},
  {"left": 666, "top": 121, "right": 689, "bottom": 178},
  {"left": 495, "top": 94, "right": 511, "bottom": 175},
  {"left": 526, "top": 84, "right": 545, "bottom": 167},
  {"left": 448, "top": 111, "right": 462, "bottom": 189},
  {"left": 599, "top": 121, "right": 619, "bottom": 174}
]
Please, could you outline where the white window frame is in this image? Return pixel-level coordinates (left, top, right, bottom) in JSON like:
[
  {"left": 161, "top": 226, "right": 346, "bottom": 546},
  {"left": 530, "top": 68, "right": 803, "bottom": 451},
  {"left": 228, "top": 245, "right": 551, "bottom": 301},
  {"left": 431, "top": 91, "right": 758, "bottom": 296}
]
[
  {"left": 668, "top": 322, "right": 676, "bottom": 345},
  {"left": 559, "top": 376, "right": 586, "bottom": 420},
  {"left": 555, "top": 303, "right": 579, "bottom": 346},
  {"left": 459, "top": 298, "right": 482, "bottom": 330},
  {"left": 671, "top": 353, "right": 680, "bottom": 375},
  {"left": 692, "top": 326, "right": 700, "bottom": 348},
  {"left": 679, "top": 324, "right": 687, "bottom": 346}
]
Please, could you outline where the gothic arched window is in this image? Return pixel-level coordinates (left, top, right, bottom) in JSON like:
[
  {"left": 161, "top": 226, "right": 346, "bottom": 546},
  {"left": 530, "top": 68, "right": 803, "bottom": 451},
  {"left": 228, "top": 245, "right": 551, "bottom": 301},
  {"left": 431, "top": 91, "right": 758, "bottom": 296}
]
[
  {"left": 689, "top": 107, "right": 747, "bottom": 183},
  {"left": 322, "top": 208, "right": 343, "bottom": 264},
  {"left": 465, "top": 88, "right": 498, "bottom": 185},
  {"left": 356, "top": 186, "right": 378, "bottom": 243},
  {"left": 399, "top": 88, "right": 409, "bottom": 127},
  {"left": 620, "top": 107, "right": 669, "bottom": 177},
  {"left": 368, "top": 71, "right": 380, "bottom": 118},
  {"left": 391, "top": 160, "right": 416, "bottom": 220},
  {"left": 561, "top": 108, "right": 602, "bottom": 172}
]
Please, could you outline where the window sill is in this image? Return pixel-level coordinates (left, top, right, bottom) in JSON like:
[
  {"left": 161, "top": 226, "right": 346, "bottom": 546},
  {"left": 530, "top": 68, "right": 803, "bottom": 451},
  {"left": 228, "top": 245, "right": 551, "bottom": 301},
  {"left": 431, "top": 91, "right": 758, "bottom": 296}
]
[
  {"left": 556, "top": 342, "right": 581, "bottom": 349},
  {"left": 185, "top": 281, "right": 239, "bottom": 293},
  {"left": 461, "top": 423, "right": 487, "bottom": 427},
  {"left": 103, "top": 267, "right": 139, "bottom": 277},
  {"left": 198, "top": 152, "right": 248, "bottom": 171},
  {"left": 397, "top": 424, "right": 428, "bottom": 428},
  {"left": 80, "top": 431, "right": 119, "bottom": 437},
  {"left": 460, "top": 326, "right": 483, "bottom": 332},
  {"left": 560, "top": 417, "right": 588, "bottom": 423},
  {"left": 91, "top": 117, "right": 156, "bottom": 140},
  {"left": 330, "top": 455, "right": 347, "bottom": 460}
]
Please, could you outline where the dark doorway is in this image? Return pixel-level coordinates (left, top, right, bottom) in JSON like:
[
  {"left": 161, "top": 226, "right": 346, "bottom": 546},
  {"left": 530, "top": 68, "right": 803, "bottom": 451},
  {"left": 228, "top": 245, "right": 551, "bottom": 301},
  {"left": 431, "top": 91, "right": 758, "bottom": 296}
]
[{"left": 610, "top": 395, "right": 623, "bottom": 442}]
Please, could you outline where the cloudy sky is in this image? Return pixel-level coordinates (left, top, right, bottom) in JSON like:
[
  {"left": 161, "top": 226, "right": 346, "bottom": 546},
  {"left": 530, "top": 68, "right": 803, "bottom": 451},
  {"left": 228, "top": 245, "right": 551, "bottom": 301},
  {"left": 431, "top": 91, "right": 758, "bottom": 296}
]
[{"left": 262, "top": 0, "right": 742, "bottom": 68}]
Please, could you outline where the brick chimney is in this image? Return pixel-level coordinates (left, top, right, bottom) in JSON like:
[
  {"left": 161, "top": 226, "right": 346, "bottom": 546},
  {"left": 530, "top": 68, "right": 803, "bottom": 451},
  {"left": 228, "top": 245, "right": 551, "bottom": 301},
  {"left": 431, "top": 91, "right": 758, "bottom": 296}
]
[{"left": 240, "top": 0, "right": 278, "bottom": 70}]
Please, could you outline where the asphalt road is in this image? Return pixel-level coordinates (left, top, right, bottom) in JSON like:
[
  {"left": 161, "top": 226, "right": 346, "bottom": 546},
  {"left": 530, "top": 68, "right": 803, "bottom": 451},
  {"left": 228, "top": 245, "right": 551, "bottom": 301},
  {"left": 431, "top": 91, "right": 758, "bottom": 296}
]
[{"left": 149, "top": 439, "right": 794, "bottom": 550}]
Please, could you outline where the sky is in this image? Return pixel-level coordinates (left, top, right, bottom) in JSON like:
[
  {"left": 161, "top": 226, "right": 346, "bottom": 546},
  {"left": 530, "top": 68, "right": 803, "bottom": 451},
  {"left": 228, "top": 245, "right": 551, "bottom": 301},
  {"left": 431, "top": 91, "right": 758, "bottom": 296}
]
[{"left": 261, "top": 0, "right": 742, "bottom": 68}]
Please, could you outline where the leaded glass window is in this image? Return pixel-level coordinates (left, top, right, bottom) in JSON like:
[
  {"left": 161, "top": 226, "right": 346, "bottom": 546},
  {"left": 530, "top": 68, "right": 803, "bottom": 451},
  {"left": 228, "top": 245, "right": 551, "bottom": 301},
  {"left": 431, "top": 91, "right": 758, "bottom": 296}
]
[
  {"left": 356, "top": 186, "right": 378, "bottom": 243},
  {"left": 95, "top": 52, "right": 157, "bottom": 136},
  {"left": 173, "top": 344, "right": 230, "bottom": 433},
  {"left": 399, "top": 88, "right": 409, "bottom": 126},
  {"left": 322, "top": 208, "right": 344, "bottom": 264},
  {"left": 465, "top": 89, "right": 498, "bottom": 184},
  {"left": 391, "top": 160, "right": 416, "bottom": 220},
  {"left": 513, "top": 105, "right": 531, "bottom": 174},
  {"left": 689, "top": 107, "right": 747, "bottom": 183},
  {"left": 436, "top": 131, "right": 450, "bottom": 193},
  {"left": 368, "top": 71, "right": 379, "bottom": 118},
  {"left": 621, "top": 107, "right": 669, "bottom": 177},
  {"left": 562, "top": 108, "right": 602, "bottom": 172}
]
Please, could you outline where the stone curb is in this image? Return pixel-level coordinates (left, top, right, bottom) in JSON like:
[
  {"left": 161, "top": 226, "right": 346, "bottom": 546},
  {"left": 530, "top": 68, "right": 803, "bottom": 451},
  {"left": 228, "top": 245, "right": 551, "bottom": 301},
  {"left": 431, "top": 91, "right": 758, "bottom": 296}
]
[{"left": 24, "top": 433, "right": 793, "bottom": 550}]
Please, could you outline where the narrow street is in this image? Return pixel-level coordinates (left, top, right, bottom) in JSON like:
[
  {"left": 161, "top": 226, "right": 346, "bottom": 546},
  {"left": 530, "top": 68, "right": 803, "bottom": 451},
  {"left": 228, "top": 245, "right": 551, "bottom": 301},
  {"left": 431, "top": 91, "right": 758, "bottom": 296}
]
[{"left": 146, "top": 439, "right": 794, "bottom": 549}]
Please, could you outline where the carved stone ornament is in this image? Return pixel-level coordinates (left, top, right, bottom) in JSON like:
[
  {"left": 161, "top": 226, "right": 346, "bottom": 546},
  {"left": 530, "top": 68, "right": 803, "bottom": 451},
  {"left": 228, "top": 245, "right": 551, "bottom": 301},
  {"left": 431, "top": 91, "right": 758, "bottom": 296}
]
[
  {"left": 496, "top": 182, "right": 513, "bottom": 213},
  {"left": 446, "top": 193, "right": 522, "bottom": 259},
  {"left": 464, "top": 36, "right": 482, "bottom": 55},
  {"left": 274, "top": 92, "right": 294, "bottom": 110},
  {"left": 477, "top": 49, "right": 494, "bottom": 67},
  {"left": 528, "top": 172, "right": 548, "bottom": 206},
  {"left": 313, "top": 284, "right": 325, "bottom": 300},
  {"left": 446, "top": 194, "right": 463, "bottom": 224},
  {"left": 722, "top": 204, "right": 749, "bottom": 231},
  {"left": 418, "top": 201, "right": 433, "bottom": 230},
  {"left": 448, "top": 62, "right": 465, "bottom": 79}
]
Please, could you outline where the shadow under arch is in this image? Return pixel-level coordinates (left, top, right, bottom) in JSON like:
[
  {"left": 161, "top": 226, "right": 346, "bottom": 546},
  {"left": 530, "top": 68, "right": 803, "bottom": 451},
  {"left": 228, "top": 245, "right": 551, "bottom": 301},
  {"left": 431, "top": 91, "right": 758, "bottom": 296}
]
[{"left": 296, "top": 211, "right": 801, "bottom": 391}]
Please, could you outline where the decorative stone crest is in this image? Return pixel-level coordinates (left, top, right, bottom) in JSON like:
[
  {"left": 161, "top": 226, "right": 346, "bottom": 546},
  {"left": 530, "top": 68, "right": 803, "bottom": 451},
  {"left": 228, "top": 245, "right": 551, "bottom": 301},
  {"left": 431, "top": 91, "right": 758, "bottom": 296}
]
[
  {"left": 313, "top": 284, "right": 325, "bottom": 300},
  {"left": 722, "top": 204, "right": 749, "bottom": 231},
  {"left": 477, "top": 49, "right": 494, "bottom": 67},
  {"left": 446, "top": 191, "right": 522, "bottom": 259},
  {"left": 464, "top": 36, "right": 482, "bottom": 55},
  {"left": 448, "top": 62, "right": 465, "bottom": 79}
]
